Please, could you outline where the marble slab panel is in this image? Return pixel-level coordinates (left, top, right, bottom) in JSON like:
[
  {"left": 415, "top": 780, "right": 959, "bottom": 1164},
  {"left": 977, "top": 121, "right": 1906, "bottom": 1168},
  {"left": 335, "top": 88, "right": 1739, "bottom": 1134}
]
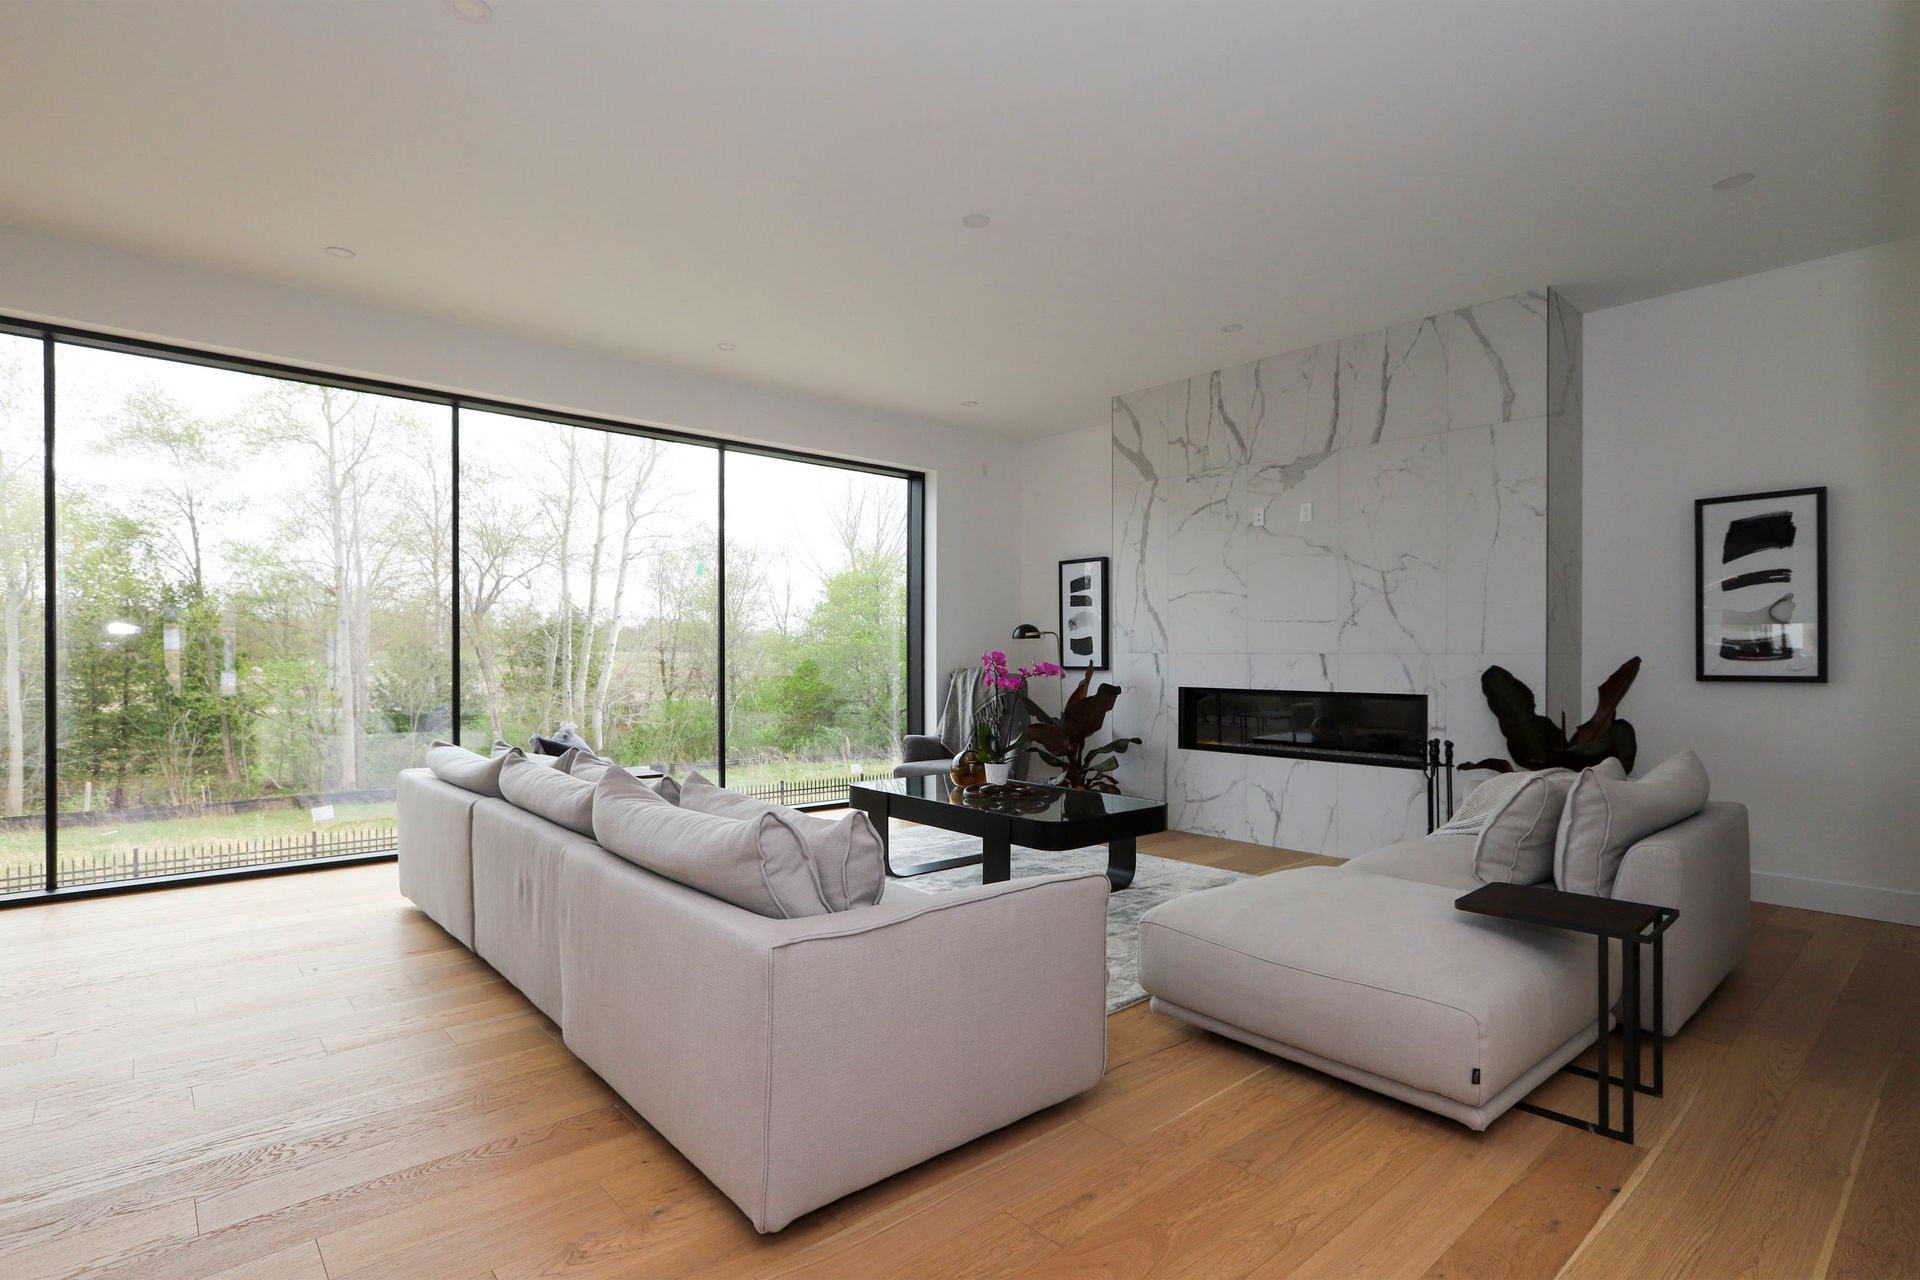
[
  {"left": 1111, "top": 479, "right": 1170, "bottom": 654},
  {"left": 1165, "top": 371, "right": 1249, "bottom": 479},
  {"left": 1334, "top": 764, "right": 1431, "bottom": 857},
  {"left": 1166, "top": 469, "right": 1248, "bottom": 653},
  {"left": 1445, "top": 419, "right": 1547, "bottom": 655},
  {"left": 1167, "top": 746, "right": 1252, "bottom": 842},
  {"left": 1337, "top": 315, "right": 1449, "bottom": 448},
  {"left": 1246, "top": 451, "right": 1344, "bottom": 653},
  {"left": 1112, "top": 388, "right": 1170, "bottom": 487},
  {"left": 1246, "top": 757, "right": 1341, "bottom": 856},
  {"left": 1337, "top": 432, "right": 1449, "bottom": 655},
  {"left": 1107, "top": 651, "right": 1171, "bottom": 800},
  {"left": 1445, "top": 291, "right": 1548, "bottom": 430}
]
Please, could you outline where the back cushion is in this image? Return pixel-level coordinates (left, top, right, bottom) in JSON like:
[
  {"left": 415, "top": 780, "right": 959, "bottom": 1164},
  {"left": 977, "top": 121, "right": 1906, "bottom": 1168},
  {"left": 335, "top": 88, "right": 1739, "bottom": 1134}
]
[
  {"left": 426, "top": 739, "right": 519, "bottom": 798},
  {"left": 1470, "top": 769, "right": 1576, "bottom": 885},
  {"left": 569, "top": 754, "right": 681, "bottom": 803},
  {"left": 589, "top": 766, "right": 830, "bottom": 918},
  {"left": 1555, "top": 752, "right": 1709, "bottom": 897},
  {"left": 498, "top": 754, "right": 596, "bottom": 836},
  {"left": 678, "top": 771, "right": 885, "bottom": 911}
]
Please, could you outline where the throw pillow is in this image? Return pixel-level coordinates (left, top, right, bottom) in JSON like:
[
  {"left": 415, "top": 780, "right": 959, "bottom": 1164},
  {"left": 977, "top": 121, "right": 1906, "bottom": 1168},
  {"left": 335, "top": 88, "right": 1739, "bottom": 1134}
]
[
  {"left": 498, "top": 753, "right": 596, "bottom": 836},
  {"left": 678, "top": 770, "right": 885, "bottom": 911},
  {"left": 1554, "top": 752, "right": 1708, "bottom": 897},
  {"left": 425, "top": 739, "right": 520, "bottom": 797},
  {"left": 1437, "top": 771, "right": 1534, "bottom": 835},
  {"left": 1471, "top": 769, "right": 1576, "bottom": 885},
  {"left": 589, "top": 766, "right": 830, "bottom": 918},
  {"left": 567, "top": 753, "right": 680, "bottom": 803}
]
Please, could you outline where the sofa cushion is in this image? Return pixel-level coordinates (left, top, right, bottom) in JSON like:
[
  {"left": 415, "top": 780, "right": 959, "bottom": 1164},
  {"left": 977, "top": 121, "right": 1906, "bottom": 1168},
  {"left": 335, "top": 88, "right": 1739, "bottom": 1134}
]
[
  {"left": 498, "top": 753, "right": 596, "bottom": 836},
  {"left": 1138, "top": 866, "right": 1606, "bottom": 1107},
  {"left": 1340, "top": 832, "right": 1481, "bottom": 891},
  {"left": 425, "top": 739, "right": 519, "bottom": 798},
  {"left": 569, "top": 754, "right": 680, "bottom": 803},
  {"left": 590, "top": 766, "right": 829, "bottom": 918},
  {"left": 1556, "top": 751, "right": 1708, "bottom": 897},
  {"left": 1472, "top": 769, "right": 1576, "bottom": 885},
  {"left": 678, "top": 771, "right": 885, "bottom": 911}
]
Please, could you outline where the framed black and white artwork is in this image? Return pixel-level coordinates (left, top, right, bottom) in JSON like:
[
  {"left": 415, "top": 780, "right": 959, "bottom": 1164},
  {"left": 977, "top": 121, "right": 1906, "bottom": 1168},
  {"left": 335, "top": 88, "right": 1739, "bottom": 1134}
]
[
  {"left": 1058, "top": 556, "right": 1110, "bottom": 671},
  {"left": 1695, "top": 486, "right": 1827, "bottom": 682}
]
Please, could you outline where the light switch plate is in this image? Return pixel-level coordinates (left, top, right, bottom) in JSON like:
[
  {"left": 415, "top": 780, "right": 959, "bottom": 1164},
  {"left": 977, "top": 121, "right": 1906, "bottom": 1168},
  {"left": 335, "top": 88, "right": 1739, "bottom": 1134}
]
[{"left": 1298, "top": 502, "right": 1313, "bottom": 522}]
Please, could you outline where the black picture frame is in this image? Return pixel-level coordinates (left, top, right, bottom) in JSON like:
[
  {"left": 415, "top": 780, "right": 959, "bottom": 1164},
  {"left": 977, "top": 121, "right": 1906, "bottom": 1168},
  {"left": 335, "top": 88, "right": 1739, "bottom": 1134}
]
[
  {"left": 1058, "top": 555, "right": 1110, "bottom": 671},
  {"left": 1695, "top": 486, "right": 1827, "bottom": 683}
]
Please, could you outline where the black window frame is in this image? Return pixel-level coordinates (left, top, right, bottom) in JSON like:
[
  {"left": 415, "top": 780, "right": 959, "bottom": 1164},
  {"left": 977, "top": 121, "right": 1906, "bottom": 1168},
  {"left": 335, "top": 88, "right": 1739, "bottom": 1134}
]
[{"left": 0, "top": 315, "right": 926, "bottom": 906}]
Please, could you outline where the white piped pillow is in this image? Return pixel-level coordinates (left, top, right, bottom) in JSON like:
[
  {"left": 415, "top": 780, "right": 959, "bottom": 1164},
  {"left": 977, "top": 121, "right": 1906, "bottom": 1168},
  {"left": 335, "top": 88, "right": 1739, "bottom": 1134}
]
[{"left": 1554, "top": 752, "right": 1709, "bottom": 897}]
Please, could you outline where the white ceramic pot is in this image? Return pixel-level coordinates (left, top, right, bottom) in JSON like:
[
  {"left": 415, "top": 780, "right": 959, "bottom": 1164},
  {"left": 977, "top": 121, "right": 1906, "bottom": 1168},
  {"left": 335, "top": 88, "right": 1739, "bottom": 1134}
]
[{"left": 983, "top": 761, "right": 1013, "bottom": 786}]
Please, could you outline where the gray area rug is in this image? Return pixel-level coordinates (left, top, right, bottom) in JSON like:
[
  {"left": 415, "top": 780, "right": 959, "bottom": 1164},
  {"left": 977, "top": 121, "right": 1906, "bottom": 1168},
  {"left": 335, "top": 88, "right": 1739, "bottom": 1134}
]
[{"left": 885, "top": 826, "right": 1245, "bottom": 1013}]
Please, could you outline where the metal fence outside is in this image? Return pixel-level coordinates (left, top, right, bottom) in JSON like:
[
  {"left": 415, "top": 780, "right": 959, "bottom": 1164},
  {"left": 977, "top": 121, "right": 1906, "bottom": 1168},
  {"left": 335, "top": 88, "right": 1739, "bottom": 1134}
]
[
  {"left": 0, "top": 772, "right": 879, "bottom": 896},
  {"left": 0, "top": 824, "right": 398, "bottom": 894}
]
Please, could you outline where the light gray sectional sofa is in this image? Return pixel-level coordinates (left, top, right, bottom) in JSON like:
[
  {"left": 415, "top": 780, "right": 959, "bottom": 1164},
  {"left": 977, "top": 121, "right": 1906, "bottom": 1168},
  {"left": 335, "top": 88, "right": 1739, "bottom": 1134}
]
[
  {"left": 395, "top": 756, "right": 1109, "bottom": 1233},
  {"left": 1140, "top": 757, "right": 1749, "bottom": 1132}
]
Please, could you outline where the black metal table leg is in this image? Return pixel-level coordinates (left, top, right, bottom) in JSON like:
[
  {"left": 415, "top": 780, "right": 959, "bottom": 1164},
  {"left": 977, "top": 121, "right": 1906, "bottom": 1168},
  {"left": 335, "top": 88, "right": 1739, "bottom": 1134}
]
[
  {"left": 862, "top": 792, "right": 990, "bottom": 879},
  {"left": 981, "top": 827, "right": 1012, "bottom": 884},
  {"left": 1106, "top": 836, "right": 1136, "bottom": 890},
  {"left": 1651, "top": 931, "right": 1666, "bottom": 1095},
  {"left": 1596, "top": 935, "right": 1610, "bottom": 1135},
  {"left": 1621, "top": 935, "right": 1641, "bottom": 1144}
]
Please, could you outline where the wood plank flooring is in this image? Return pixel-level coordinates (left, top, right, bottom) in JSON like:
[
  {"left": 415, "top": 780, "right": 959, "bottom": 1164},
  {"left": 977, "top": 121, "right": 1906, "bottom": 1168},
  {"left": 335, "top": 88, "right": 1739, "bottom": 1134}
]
[{"left": 1, "top": 833, "right": 1915, "bottom": 1279}]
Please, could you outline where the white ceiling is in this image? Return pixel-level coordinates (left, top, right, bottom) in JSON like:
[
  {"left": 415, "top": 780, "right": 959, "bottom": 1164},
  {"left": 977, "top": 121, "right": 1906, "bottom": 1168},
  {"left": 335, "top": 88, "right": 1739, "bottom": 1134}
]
[{"left": 0, "top": 1, "right": 1914, "bottom": 437}]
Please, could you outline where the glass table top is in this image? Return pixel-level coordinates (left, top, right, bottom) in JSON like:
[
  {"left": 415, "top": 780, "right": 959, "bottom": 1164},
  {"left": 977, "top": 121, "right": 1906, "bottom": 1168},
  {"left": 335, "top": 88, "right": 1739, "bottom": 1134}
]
[{"left": 853, "top": 774, "right": 1164, "bottom": 822}]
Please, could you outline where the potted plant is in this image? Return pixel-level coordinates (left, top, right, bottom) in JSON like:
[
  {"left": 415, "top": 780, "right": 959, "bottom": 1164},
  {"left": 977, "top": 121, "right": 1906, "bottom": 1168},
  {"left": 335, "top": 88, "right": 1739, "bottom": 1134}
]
[
  {"left": 1458, "top": 658, "right": 1642, "bottom": 773},
  {"left": 1019, "top": 667, "right": 1141, "bottom": 792},
  {"left": 977, "top": 650, "right": 1064, "bottom": 785}
]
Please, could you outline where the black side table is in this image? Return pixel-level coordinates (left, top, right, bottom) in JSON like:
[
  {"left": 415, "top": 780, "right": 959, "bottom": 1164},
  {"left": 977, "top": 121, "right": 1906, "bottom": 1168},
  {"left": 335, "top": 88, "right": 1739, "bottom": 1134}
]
[{"left": 1455, "top": 882, "right": 1679, "bottom": 1145}]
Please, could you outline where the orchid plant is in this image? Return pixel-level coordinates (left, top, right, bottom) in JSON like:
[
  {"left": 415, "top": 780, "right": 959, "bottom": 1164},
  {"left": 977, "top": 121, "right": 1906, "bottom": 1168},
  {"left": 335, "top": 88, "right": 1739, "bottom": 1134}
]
[{"left": 975, "top": 650, "right": 1064, "bottom": 764}]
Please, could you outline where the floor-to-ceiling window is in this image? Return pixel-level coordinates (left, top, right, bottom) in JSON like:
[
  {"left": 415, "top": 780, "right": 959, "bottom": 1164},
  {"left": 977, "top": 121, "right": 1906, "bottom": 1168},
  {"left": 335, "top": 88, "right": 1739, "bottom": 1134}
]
[
  {"left": 722, "top": 451, "right": 910, "bottom": 803},
  {"left": 456, "top": 408, "right": 719, "bottom": 772},
  {"left": 51, "top": 344, "right": 453, "bottom": 889},
  {"left": 0, "top": 322, "right": 921, "bottom": 902}
]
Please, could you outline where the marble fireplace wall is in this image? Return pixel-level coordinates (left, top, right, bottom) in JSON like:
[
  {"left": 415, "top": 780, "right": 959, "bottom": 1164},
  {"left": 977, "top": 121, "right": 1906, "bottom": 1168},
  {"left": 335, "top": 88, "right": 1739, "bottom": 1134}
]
[{"left": 1110, "top": 290, "right": 1582, "bottom": 857}]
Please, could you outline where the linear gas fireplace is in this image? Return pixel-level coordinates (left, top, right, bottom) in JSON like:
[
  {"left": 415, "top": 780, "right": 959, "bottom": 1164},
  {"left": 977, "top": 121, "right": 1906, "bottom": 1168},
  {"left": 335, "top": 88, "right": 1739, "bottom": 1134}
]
[{"left": 1178, "top": 687, "right": 1429, "bottom": 770}]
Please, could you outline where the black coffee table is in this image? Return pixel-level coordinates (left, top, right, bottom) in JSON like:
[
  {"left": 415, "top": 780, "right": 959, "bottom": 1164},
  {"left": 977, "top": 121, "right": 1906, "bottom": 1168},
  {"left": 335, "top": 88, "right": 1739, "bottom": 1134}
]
[{"left": 849, "top": 776, "right": 1167, "bottom": 890}]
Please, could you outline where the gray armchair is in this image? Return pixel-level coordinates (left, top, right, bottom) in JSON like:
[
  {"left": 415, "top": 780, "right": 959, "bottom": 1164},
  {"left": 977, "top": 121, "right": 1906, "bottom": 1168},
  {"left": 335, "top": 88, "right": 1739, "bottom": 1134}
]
[{"left": 893, "top": 665, "right": 1029, "bottom": 780}]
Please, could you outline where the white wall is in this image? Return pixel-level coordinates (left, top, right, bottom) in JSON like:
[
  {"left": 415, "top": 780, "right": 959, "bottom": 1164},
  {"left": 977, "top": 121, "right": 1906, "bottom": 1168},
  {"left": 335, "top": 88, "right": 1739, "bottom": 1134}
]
[
  {"left": 1585, "top": 236, "right": 1920, "bottom": 924},
  {"left": 1011, "top": 423, "right": 1110, "bottom": 713},
  {"left": 0, "top": 224, "right": 1023, "bottom": 719}
]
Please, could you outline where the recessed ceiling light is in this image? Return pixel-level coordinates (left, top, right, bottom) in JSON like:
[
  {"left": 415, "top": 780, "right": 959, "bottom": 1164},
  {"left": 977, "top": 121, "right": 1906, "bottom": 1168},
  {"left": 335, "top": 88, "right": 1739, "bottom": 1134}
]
[
  {"left": 715, "top": 342, "right": 737, "bottom": 351},
  {"left": 323, "top": 245, "right": 357, "bottom": 259},
  {"left": 446, "top": 0, "right": 493, "bottom": 21},
  {"left": 961, "top": 400, "right": 979, "bottom": 407},
  {"left": 1221, "top": 323, "right": 1244, "bottom": 334},
  {"left": 960, "top": 214, "right": 992, "bottom": 229},
  {"left": 1712, "top": 172, "right": 1756, "bottom": 191}
]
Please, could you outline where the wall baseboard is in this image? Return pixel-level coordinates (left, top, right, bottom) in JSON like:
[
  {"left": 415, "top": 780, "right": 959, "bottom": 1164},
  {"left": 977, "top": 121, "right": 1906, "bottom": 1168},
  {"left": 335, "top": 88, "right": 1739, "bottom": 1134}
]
[{"left": 1750, "top": 870, "right": 1920, "bottom": 927}]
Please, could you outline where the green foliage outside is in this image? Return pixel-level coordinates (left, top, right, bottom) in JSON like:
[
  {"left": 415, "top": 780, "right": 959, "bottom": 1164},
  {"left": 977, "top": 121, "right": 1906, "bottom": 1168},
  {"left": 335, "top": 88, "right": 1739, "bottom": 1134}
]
[{"left": 0, "top": 339, "right": 909, "bottom": 887}]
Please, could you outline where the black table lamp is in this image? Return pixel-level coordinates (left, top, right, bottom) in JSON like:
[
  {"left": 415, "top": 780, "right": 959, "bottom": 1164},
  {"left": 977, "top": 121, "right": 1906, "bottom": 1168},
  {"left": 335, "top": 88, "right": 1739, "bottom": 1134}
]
[{"left": 1010, "top": 623, "right": 1063, "bottom": 669}]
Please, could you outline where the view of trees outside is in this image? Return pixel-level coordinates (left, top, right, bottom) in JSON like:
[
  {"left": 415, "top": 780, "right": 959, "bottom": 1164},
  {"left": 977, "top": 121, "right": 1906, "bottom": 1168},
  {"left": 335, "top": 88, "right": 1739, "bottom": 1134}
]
[
  {"left": 723, "top": 452, "right": 909, "bottom": 798},
  {"left": 0, "top": 334, "right": 914, "bottom": 897},
  {"left": 455, "top": 410, "right": 720, "bottom": 770},
  {"left": 35, "top": 346, "right": 452, "bottom": 891},
  {"left": 0, "top": 332, "right": 46, "bottom": 893}
]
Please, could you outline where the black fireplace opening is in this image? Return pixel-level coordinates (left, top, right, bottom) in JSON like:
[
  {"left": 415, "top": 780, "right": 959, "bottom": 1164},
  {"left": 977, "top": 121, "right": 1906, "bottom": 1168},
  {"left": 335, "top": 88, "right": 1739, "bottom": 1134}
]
[{"left": 1178, "top": 687, "right": 1429, "bottom": 770}]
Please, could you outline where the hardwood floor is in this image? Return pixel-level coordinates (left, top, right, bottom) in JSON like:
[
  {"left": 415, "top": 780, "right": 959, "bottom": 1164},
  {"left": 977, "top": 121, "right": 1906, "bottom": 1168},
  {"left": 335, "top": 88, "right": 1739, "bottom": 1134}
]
[{"left": 1, "top": 833, "right": 1914, "bottom": 1279}]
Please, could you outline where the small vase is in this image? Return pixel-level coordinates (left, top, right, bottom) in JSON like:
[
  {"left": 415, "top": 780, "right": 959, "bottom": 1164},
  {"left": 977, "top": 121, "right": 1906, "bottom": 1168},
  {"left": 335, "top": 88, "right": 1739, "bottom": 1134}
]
[
  {"left": 983, "top": 761, "right": 1012, "bottom": 786},
  {"left": 950, "top": 751, "right": 986, "bottom": 789}
]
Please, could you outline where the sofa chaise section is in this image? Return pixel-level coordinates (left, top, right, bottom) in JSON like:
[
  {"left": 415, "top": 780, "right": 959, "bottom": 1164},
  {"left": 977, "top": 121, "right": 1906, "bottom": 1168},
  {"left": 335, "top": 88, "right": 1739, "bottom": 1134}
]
[
  {"left": 1139, "top": 865, "right": 1613, "bottom": 1129},
  {"left": 558, "top": 843, "right": 1109, "bottom": 1233}
]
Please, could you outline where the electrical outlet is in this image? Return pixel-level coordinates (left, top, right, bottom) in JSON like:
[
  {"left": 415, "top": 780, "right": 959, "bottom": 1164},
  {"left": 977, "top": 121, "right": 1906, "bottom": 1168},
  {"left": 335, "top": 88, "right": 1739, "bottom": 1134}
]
[
  {"left": 1298, "top": 502, "right": 1313, "bottom": 523},
  {"left": 1251, "top": 505, "right": 1265, "bottom": 527}
]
